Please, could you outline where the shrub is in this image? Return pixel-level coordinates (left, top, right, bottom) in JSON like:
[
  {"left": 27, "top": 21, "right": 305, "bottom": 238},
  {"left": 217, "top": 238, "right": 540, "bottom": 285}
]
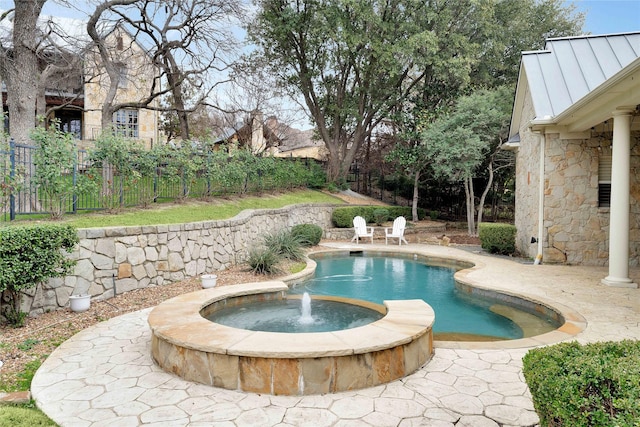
[
  {"left": 331, "top": 206, "right": 425, "bottom": 228},
  {"left": 291, "top": 224, "right": 323, "bottom": 247},
  {"left": 385, "top": 206, "right": 425, "bottom": 221},
  {"left": 331, "top": 206, "right": 372, "bottom": 227},
  {"left": 523, "top": 340, "right": 640, "bottom": 426},
  {"left": 478, "top": 222, "right": 516, "bottom": 255},
  {"left": 262, "top": 229, "right": 305, "bottom": 261},
  {"left": 0, "top": 224, "right": 78, "bottom": 326},
  {"left": 247, "top": 246, "right": 282, "bottom": 275},
  {"left": 373, "top": 208, "right": 389, "bottom": 225},
  {"left": 429, "top": 210, "right": 439, "bottom": 220},
  {"left": 31, "top": 125, "right": 97, "bottom": 218}
]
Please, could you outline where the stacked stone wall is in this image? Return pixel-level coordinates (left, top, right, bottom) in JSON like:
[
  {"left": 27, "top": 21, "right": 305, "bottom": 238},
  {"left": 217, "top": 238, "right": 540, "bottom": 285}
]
[
  {"left": 17, "top": 204, "right": 335, "bottom": 317},
  {"left": 515, "top": 120, "right": 640, "bottom": 265},
  {"left": 514, "top": 87, "right": 541, "bottom": 260}
]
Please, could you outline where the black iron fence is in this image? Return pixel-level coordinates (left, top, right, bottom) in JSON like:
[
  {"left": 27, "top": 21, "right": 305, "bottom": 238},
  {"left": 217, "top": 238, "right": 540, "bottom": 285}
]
[{"left": 0, "top": 140, "right": 323, "bottom": 221}]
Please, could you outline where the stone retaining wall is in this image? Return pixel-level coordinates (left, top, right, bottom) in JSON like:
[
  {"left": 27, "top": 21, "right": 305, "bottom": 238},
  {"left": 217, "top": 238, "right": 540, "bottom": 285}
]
[{"left": 18, "top": 204, "right": 335, "bottom": 317}]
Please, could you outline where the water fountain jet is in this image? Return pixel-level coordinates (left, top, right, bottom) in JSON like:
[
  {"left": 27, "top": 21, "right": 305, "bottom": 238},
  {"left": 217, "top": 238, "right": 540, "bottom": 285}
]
[{"left": 298, "top": 292, "right": 314, "bottom": 324}]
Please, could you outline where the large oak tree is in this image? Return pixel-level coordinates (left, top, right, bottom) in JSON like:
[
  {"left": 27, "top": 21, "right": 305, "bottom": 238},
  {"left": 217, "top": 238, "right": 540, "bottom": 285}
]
[{"left": 248, "top": 0, "right": 442, "bottom": 182}]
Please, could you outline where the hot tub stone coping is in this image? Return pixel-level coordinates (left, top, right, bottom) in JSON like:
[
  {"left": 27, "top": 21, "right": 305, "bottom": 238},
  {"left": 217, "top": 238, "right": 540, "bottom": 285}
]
[{"left": 148, "top": 281, "right": 435, "bottom": 358}]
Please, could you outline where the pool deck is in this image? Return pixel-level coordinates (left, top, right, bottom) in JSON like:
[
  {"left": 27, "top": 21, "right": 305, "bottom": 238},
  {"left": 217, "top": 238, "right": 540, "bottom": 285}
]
[{"left": 30, "top": 242, "right": 640, "bottom": 426}]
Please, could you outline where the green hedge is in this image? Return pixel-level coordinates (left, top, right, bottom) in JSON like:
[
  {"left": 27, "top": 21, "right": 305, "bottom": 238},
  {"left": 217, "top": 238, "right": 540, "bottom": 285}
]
[
  {"left": 523, "top": 340, "right": 640, "bottom": 426},
  {"left": 331, "top": 206, "right": 424, "bottom": 228},
  {"left": 0, "top": 224, "right": 78, "bottom": 325},
  {"left": 478, "top": 222, "right": 516, "bottom": 255},
  {"left": 291, "top": 224, "right": 323, "bottom": 246}
]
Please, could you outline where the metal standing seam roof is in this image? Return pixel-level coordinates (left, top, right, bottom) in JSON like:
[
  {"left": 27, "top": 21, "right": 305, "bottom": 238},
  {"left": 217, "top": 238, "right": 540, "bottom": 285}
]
[{"left": 522, "top": 32, "right": 640, "bottom": 120}]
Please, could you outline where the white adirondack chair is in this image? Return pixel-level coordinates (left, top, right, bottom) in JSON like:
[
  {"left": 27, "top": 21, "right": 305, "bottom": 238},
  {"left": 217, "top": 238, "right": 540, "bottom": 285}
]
[
  {"left": 351, "top": 216, "right": 374, "bottom": 244},
  {"left": 385, "top": 216, "right": 408, "bottom": 245}
]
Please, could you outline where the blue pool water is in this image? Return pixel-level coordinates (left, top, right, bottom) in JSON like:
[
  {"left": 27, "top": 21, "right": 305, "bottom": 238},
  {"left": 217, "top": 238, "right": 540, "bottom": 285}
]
[{"left": 290, "top": 254, "right": 531, "bottom": 339}]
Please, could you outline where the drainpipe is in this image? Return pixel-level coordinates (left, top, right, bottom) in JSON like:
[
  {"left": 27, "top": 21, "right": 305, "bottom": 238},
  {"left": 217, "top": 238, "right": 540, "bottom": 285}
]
[{"left": 534, "top": 131, "right": 544, "bottom": 265}]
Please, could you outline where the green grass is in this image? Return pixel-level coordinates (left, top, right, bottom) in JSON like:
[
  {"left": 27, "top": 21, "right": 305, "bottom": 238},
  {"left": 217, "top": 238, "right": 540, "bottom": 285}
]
[
  {"left": 0, "top": 403, "right": 57, "bottom": 427},
  {"left": 9, "top": 190, "right": 343, "bottom": 229}
]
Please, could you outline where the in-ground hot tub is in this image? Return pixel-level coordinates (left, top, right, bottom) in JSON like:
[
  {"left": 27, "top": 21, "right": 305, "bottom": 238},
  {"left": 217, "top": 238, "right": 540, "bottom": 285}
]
[{"left": 148, "top": 281, "right": 435, "bottom": 396}]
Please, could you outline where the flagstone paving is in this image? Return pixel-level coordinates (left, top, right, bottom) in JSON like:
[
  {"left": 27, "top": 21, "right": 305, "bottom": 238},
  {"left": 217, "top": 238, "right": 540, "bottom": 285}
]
[{"left": 31, "top": 243, "right": 640, "bottom": 426}]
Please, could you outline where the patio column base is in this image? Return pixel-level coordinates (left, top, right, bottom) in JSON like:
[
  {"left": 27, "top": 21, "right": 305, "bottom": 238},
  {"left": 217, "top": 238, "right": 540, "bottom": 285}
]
[{"left": 601, "top": 276, "right": 638, "bottom": 288}]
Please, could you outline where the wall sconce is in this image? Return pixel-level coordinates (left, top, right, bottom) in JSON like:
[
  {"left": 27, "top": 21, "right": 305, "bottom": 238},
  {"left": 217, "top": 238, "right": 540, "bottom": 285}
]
[{"left": 530, "top": 237, "right": 538, "bottom": 244}]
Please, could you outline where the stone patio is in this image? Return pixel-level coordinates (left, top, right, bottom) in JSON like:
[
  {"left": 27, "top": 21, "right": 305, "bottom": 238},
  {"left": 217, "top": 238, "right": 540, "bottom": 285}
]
[{"left": 31, "top": 242, "right": 640, "bottom": 426}]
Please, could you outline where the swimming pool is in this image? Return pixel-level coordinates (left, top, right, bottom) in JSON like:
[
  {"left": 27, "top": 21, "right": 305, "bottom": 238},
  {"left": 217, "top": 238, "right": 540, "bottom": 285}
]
[{"left": 290, "top": 252, "right": 559, "bottom": 340}]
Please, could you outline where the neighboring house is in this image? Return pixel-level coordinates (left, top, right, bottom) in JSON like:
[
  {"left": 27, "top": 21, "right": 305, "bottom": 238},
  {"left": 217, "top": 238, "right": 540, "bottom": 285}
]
[
  {"left": 215, "top": 111, "right": 328, "bottom": 160},
  {"left": 83, "top": 25, "right": 161, "bottom": 148},
  {"left": 0, "top": 13, "right": 161, "bottom": 148},
  {"left": 272, "top": 125, "right": 328, "bottom": 161},
  {"left": 214, "top": 111, "right": 281, "bottom": 154},
  {"left": 507, "top": 32, "right": 640, "bottom": 288}
]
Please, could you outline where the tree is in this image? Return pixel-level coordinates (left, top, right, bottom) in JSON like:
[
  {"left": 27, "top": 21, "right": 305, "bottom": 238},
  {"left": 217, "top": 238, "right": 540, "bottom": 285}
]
[
  {"left": 421, "top": 87, "right": 513, "bottom": 235},
  {"left": 0, "top": 1, "right": 47, "bottom": 145},
  {"left": 248, "top": 0, "right": 443, "bottom": 183},
  {"left": 387, "top": 0, "right": 583, "bottom": 221},
  {"left": 111, "top": 0, "right": 243, "bottom": 141}
]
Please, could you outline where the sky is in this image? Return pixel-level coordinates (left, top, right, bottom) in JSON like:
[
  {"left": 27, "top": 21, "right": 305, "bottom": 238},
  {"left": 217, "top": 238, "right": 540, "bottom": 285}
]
[
  {"left": 0, "top": 0, "right": 637, "bottom": 130},
  {"left": 567, "top": 0, "right": 640, "bottom": 34},
  {"left": 0, "top": 0, "right": 636, "bottom": 41},
  {"left": 0, "top": 0, "right": 629, "bottom": 39}
]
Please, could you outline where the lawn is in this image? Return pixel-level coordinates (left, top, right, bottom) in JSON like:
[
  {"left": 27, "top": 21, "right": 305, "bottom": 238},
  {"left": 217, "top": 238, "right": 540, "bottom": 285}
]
[{"left": 9, "top": 189, "right": 345, "bottom": 228}]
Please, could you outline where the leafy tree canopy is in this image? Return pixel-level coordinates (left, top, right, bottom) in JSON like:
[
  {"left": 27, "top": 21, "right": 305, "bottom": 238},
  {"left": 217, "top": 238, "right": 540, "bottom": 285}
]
[{"left": 247, "top": 0, "right": 583, "bottom": 183}]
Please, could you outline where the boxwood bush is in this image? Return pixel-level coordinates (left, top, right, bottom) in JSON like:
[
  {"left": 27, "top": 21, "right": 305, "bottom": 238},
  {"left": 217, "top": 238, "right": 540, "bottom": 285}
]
[
  {"left": 331, "top": 206, "right": 425, "bottom": 228},
  {"left": 291, "top": 224, "right": 323, "bottom": 246},
  {"left": 478, "top": 222, "right": 516, "bottom": 255},
  {"left": 523, "top": 340, "right": 640, "bottom": 426},
  {"left": 0, "top": 224, "right": 78, "bottom": 326}
]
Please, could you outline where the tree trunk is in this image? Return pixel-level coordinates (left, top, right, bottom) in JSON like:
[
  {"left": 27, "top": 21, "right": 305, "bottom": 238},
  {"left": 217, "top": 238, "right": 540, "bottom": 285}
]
[
  {"left": 476, "top": 161, "right": 494, "bottom": 231},
  {"left": 412, "top": 169, "right": 420, "bottom": 222},
  {"left": 164, "top": 56, "right": 190, "bottom": 141},
  {"left": 5, "top": 1, "right": 46, "bottom": 145},
  {"left": 464, "top": 176, "right": 475, "bottom": 235}
]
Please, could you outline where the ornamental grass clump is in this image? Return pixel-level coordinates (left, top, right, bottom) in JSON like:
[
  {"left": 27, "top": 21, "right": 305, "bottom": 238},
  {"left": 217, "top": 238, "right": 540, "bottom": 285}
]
[
  {"left": 262, "top": 229, "right": 305, "bottom": 261},
  {"left": 523, "top": 340, "right": 640, "bottom": 427},
  {"left": 247, "top": 246, "right": 282, "bottom": 275}
]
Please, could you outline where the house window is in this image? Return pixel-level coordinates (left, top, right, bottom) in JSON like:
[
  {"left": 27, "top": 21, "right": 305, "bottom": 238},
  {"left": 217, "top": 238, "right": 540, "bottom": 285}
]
[
  {"left": 113, "top": 109, "right": 139, "bottom": 138},
  {"left": 60, "top": 118, "right": 82, "bottom": 139},
  {"left": 116, "top": 63, "right": 128, "bottom": 88},
  {"left": 598, "top": 152, "right": 612, "bottom": 208}
]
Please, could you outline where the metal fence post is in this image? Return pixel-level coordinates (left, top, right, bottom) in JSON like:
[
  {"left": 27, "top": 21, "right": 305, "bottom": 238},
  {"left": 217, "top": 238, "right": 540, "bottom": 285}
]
[
  {"left": 72, "top": 148, "right": 78, "bottom": 214},
  {"left": 9, "top": 138, "right": 15, "bottom": 221}
]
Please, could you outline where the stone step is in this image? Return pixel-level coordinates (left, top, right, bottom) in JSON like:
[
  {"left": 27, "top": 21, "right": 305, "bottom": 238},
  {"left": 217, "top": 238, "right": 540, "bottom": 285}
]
[{"left": 0, "top": 390, "right": 31, "bottom": 405}]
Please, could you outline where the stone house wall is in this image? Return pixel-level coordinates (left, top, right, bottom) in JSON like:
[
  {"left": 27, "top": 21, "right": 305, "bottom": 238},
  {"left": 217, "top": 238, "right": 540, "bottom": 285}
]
[
  {"left": 83, "top": 27, "right": 160, "bottom": 146},
  {"left": 19, "top": 204, "right": 335, "bottom": 317},
  {"left": 514, "top": 89, "right": 640, "bottom": 265},
  {"left": 513, "top": 85, "right": 541, "bottom": 260}
]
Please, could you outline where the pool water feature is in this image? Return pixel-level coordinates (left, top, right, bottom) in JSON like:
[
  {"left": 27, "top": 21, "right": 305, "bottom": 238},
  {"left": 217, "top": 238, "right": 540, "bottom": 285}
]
[
  {"left": 149, "top": 282, "right": 435, "bottom": 395},
  {"left": 206, "top": 292, "right": 385, "bottom": 332},
  {"left": 290, "top": 253, "right": 560, "bottom": 340}
]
